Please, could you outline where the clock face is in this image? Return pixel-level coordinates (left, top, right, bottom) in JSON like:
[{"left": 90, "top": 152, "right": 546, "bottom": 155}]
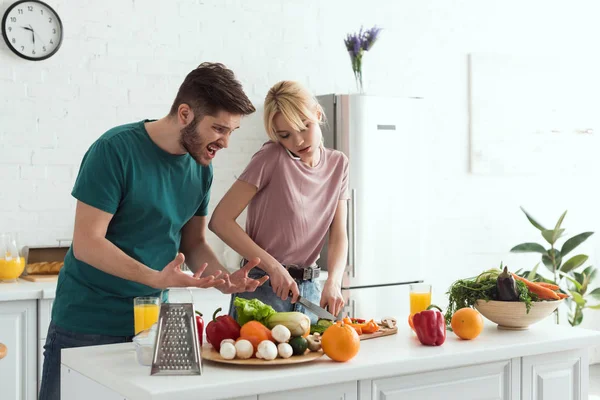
[{"left": 2, "top": 0, "right": 63, "bottom": 61}]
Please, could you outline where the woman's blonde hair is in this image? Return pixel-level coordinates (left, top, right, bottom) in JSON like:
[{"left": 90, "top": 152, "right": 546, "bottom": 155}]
[{"left": 263, "top": 81, "right": 325, "bottom": 142}]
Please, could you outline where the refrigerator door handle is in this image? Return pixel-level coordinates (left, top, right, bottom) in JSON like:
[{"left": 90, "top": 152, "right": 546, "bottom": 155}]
[{"left": 350, "top": 188, "right": 357, "bottom": 278}]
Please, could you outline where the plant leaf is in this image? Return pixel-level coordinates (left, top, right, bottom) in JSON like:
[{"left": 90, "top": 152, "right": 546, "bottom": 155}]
[
  {"left": 541, "top": 249, "right": 561, "bottom": 273},
  {"left": 570, "top": 291, "right": 586, "bottom": 306},
  {"left": 520, "top": 206, "right": 546, "bottom": 231},
  {"left": 542, "top": 229, "right": 565, "bottom": 245},
  {"left": 583, "top": 266, "right": 597, "bottom": 283},
  {"left": 561, "top": 232, "right": 594, "bottom": 258},
  {"left": 573, "top": 272, "right": 584, "bottom": 285},
  {"left": 581, "top": 273, "right": 590, "bottom": 295},
  {"left": 554, "top": 210, "right": 568, "bottom": 231},
  {"left": 527, "top": 262, "right": 540, "bottom": 281},
  {"left": 586, "top": 304, "right": 600, "bottom": 310},
  {"left": 560, "top": 254, "right": 589, "bottom": 273},
  {"left": 542, "top": 254, "right": 555, "bottom": 272},
  {"left": 588, "top": 288, "right": 600, "bottom": 301},
  {"left": 510, "top": 243, "right": 547, "bottom": 254},
  {"left": 559, "top": 272, "right": 582, "bottom": 291}
]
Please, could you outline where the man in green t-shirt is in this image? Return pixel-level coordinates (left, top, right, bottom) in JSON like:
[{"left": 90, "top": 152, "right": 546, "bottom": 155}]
[{"left": 39, "top": 62, "right": 268, "bottom": 400}]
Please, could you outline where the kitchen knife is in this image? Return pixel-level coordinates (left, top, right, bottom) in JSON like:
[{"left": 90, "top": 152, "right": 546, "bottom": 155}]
[{"left": 296, "top": 295, "right": 337, "bottom": 321}]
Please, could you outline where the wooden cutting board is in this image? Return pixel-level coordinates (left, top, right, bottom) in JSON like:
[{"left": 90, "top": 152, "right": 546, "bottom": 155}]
[
  {"left": 21, "top": 274, "right": 59, "bottom": 282},
  {"left": 359, "top": 325, "right": 398, "bottom": 341}
]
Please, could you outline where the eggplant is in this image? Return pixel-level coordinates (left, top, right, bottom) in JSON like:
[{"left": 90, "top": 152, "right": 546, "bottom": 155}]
[{"left": 496, "top": 266, "right": 520, "bottom": 301}]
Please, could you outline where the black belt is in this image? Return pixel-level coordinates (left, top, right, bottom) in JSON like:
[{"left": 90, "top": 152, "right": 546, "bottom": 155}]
[
  {"left": 242, "top": 260, "right": 321, "bottom": 281},
  {"left": 284, "top": 264, "right": 321, "bottom": 281}
]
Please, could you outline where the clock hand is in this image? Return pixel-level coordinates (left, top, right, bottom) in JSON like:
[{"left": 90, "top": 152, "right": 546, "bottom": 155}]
[{"left": 29, "top": 25, "right": 35, "bottom": 46}]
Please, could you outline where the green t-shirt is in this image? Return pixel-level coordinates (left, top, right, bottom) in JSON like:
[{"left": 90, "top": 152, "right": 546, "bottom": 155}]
[{"left": 52, "top": 120, "right": 213, "bottom": 336}]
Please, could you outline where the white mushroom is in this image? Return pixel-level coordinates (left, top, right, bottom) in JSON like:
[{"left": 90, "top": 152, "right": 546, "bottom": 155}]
[
  {"left": 219, "top": 342, "right": 236, "bottom": 360},
  {"left": 234, "top": 339, "right": 254, "bottom": 359},
  {"left": 381, "top": 316, "right": 397, "bottom": 329},
  {"left": 277, "top": 343, "right": 293, "bottom": 359},
  {"left": 220, "top": 339, "right": 235, "bottom": 347},
  {"left": 271, "top": 325, "right": 291, "bottom": 343},
  {"left": 256, "top": 340, "right": 278, "bottom": 361}
]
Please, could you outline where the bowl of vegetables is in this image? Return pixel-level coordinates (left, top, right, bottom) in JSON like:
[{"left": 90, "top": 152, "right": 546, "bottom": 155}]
[{"left": 446, "top": 265, "right": 568, "bottom": 330}]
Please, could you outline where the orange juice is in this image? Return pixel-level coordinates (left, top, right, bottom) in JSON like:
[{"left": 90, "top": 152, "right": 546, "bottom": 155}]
[
  {"left": 134, "top": 303, "right": 159, "bottom": 334},
  {"left": 0, "top": 258, "right": 25, "bottom": 281},
  {"left": 410, "top": 291, "right": 432, "bottom": 315}
]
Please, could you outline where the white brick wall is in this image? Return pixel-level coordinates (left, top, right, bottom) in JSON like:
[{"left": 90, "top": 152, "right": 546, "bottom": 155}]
[{"left": 1, "top": 0, "right": 600, "bottom": 355}]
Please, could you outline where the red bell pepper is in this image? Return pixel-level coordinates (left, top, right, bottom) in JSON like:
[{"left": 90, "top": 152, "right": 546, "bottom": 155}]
[
  {"left": 205, "top": 307, "right": 241, "bottom": 352},
  {"left": 195, "top": 311, "right": 204, "bottom": 346},
  {"left": 412, "top": 305, "right": 446, "bottom": 346}
]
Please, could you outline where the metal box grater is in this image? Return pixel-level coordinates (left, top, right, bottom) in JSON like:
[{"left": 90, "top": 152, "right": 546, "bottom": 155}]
[{"left": 150, "top": 302, "right": 202, "bottom": 375}]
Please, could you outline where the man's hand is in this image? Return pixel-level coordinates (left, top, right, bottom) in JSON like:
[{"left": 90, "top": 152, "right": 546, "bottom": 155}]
[
  {"left": 320, "top": 280, "right": 345, "bottom": 317},
  {"left": 152, "top": 253, "right": 226, "bottom": 289},
  {"left": 214, "top": 257, "right": 269, "bottom": 294}
]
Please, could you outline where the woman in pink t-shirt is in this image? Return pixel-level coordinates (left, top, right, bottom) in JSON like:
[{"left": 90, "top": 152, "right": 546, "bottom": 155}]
[{"left": 209, "top": 81, "right": 349, "bottom": 323}]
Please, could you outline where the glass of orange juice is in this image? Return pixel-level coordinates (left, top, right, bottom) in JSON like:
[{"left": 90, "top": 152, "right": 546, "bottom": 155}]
[
  {"left": 410, "top": 283, "right": 432, "bottom": 315},
  {"left": 0, "top": 233, "right": 25, "bottom": 283},
  {"left": 134, "top": 296, "right": 160, "bottom": 335}
]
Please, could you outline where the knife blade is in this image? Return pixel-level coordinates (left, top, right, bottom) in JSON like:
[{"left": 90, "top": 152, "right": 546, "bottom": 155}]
[{"left": 296, "top": 295, "right": 337, "bottom": 321}]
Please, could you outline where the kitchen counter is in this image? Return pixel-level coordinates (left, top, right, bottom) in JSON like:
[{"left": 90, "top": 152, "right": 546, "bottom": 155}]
[
  {"left": 61, "top": 322, "right": 600, "bottom": 400},
  {"left": 0, "top": 278, "right": 57, "bottom": 301}
]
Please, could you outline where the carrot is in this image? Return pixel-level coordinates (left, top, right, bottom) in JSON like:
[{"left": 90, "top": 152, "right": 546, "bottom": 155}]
[
  {"left": 537, "top": 282, "right": 560, "bottom": 291},
  {"left": 511, "top": 273, "right": 560, "bottom": 300},
  {"left": 556, "top": 292, "right": 570, "bottom": 299}
]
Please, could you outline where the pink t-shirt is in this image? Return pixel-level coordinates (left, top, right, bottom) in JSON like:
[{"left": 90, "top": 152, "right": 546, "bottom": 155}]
[{"left": 238, "top": 141, "right": 349, "bottom": 267}]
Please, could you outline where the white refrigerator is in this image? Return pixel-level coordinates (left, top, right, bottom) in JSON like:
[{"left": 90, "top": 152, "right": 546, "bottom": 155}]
[{"left": 315, "top": 94, "right": 427, "bottom": 320}]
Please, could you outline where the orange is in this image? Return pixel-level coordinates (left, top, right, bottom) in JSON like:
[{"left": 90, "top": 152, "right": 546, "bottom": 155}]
[
  {"left": 408, "top": 314, "right": 415, "bottom": 332},
  {"left": 451, "top": 308, "right": 484, "bottom": 340},
  {"left": 239, "top": 321, "right": 273, "bottom": 352},
  {"left": 321, "top": 321, "right": 360, "bottom": 362}
]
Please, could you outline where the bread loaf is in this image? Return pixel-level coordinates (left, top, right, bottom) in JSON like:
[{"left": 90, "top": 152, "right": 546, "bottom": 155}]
[{"left": 25, "top": 261, "right": 63, "bottom": 275}]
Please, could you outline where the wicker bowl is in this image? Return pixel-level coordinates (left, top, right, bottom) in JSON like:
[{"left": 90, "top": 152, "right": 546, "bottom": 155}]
[{"left": 474, "top": 299, "right": 564, "bottom": 330}]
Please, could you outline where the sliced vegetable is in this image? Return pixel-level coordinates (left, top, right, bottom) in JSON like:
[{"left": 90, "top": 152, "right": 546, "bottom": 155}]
[{"left": 306, "top": 333, "right": 322, "bottom": 351}]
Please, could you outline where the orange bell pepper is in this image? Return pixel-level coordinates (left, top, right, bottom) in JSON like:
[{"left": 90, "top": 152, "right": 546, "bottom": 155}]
[{"left": 342, "top": 317, "right": 379, "bottom": 334}]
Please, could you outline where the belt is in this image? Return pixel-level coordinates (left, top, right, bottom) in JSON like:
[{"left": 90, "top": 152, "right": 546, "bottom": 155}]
[{"left": 241, "top": 260, "right": 321, "bottom": 281}]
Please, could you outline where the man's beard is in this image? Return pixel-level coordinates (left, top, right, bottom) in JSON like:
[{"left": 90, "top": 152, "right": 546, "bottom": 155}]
[{"left": 179, "top": 117, "right": 205, "bottom": 165}]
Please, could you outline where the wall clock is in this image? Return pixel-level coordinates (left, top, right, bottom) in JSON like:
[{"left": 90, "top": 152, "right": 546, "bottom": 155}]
[{"left": 1, "top": 0, "right": 63, "bottom": 61}]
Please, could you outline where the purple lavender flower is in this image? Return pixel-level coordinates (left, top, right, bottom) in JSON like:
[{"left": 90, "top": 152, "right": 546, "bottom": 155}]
[
  {"left": 361, "top": 26, "right": 382, "bottom": 51},
  {"left": 344, "top": 25, "right": 382, "bottom": 93}
]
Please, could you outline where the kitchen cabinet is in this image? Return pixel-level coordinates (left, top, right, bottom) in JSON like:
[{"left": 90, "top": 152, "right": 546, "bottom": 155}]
[
  {"left": 364, "top": 359, "right": 515, "bottom": 400},
  {"left": 522, "top": 348, "right": 587, "bottom": 400},
  {"left": 259, "top": 381, "right": 357, "bottom": 400},
  {"left": 37, "top": 298, "right": 53, "bottom": 391},
  {"left": 0, "top": 300, "right": 37, "bottom": 400}
]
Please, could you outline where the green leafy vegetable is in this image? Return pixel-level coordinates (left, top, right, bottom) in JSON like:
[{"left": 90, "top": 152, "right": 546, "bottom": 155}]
[
  {"left": 233, "top": 297, "right": 276, "bottom": 326},
  {"left": 444, "top": 267, "right": 536, "bottom": 328}
]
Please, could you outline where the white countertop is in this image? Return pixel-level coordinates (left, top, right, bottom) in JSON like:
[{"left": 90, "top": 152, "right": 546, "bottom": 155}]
[
  {"left": 0, "top": 279, "right": 57, "bottom": 301},
  {"left": 61, "top": 322, "right": 600, "bottom": 400}
]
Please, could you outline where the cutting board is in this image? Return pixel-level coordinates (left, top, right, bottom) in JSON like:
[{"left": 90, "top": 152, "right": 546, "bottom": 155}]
[
  {"left": 21, "top": 274, "right": 59, "bottom": 282},
  {"left": 359, "top": 325, "right": 398, "bottom": 341}
]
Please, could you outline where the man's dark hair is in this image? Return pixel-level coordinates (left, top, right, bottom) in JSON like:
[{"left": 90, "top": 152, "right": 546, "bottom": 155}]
[{"left": 169, "top": 62, "right": 256, "bottom": 118}]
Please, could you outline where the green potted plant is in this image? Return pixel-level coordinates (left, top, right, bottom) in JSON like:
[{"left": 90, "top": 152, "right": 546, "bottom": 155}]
[{"left": 510, "top": 207, "right": 599, "bottom": 326}]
